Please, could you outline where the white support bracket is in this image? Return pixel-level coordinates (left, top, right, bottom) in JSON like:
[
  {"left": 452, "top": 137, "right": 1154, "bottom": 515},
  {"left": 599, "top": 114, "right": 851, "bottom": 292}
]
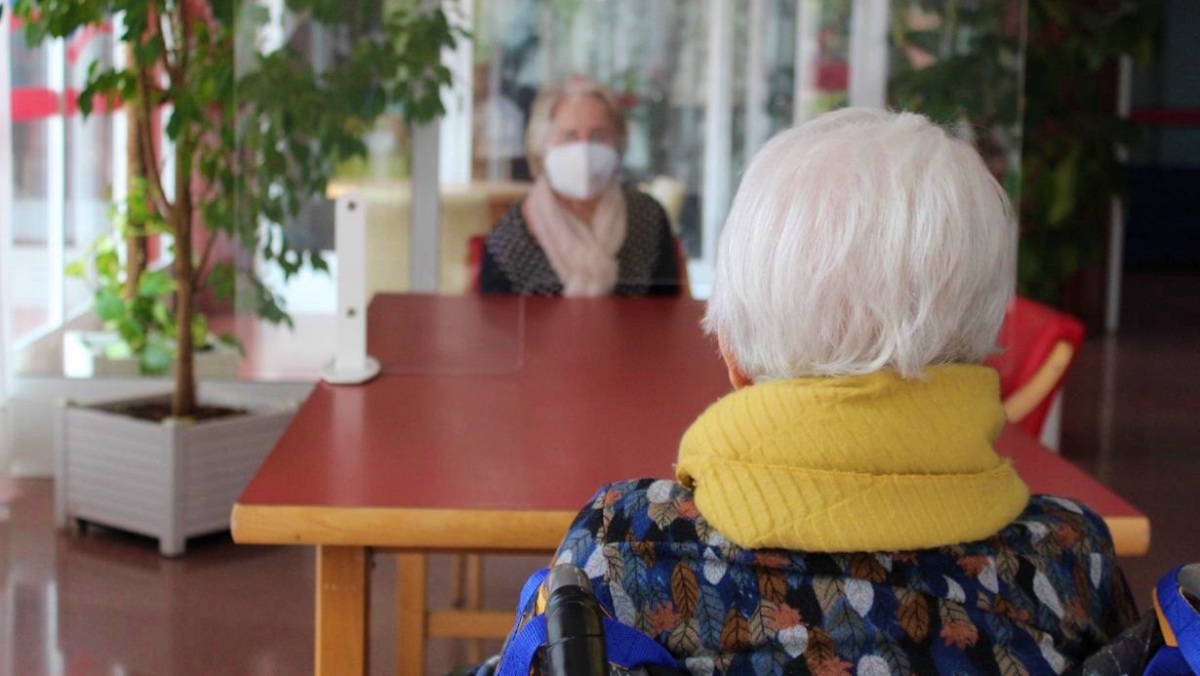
[{"left": 321, "top": 194, "right": 381, "bottom": 385}]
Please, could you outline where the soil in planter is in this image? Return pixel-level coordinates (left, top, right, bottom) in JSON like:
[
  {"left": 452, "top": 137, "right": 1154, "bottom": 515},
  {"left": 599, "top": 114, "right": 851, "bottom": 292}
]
[{"left": 98, "top": 402, "right": 247, "bottom": 423}]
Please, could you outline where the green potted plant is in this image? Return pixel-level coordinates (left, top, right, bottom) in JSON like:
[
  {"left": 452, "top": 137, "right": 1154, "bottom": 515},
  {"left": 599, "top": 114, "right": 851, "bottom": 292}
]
[
  {"left": 1018, "top": 0, "right": 1156, "bottom": 311},
  {"left": 61, "top": 198, "right": 239, "bottom": 379},
  {"left": 14, "top": 0, "right": 462, "bottom": 555},
  {"left": 886, "top": 0, "right": 1157, "bottom": 307}
]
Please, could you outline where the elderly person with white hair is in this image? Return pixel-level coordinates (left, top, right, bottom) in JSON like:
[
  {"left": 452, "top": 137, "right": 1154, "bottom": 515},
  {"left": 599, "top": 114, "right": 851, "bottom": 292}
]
[
  {"left": 480, "top": 75, "right": 681, "bottom": 296},
  {"left": 543, "top": 109, "right": 1137, "bottom": 674}
]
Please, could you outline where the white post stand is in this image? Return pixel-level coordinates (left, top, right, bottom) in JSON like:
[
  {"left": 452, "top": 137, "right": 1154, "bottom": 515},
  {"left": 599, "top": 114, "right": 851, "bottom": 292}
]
[{"left": 321, "top": 194, "right": 381, "bottom": 385}]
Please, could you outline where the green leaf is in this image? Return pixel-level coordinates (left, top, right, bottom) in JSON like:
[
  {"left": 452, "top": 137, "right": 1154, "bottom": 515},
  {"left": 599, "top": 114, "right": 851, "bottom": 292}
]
[
  {"left": 137, "top": 269, "right": 176, "bottom": 299},
  {"left": 94, "top": 288, "right": 127, "bottom": 324},
  {"left": 104, "top": 340, "right": 133, "bottom": 360},
  {"left": 152, "top": 302, "right": 173, "bottom": 330},
  {"left": 191, "top": 313, "right": 210, "bottom": 348},
  {"left": 209, "top": 262, "right": 237, "bottom": 302},
  {"left": 217, "top": 332, "right": 245, "bottom": 357},
  {"left": 95, "top": 245, "right": 120, "bottom": 281},
  {"left": 140, "top": 338, "right": 174, "bottom": 376},
  {"left": 1047, "top": 148, "right": 1080, "bottom": 226},
  {"left": 65, "top": 259, "right": 87, "bottom": 279}
]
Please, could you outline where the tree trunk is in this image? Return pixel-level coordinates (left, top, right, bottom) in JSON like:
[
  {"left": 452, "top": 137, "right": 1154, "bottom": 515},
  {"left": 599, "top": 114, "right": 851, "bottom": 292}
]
[
  {"left": 172, "top": 140, "right": 197, "bottom": 419},
  {"left": 124, "top": 92, "right": 149, "bottom": 301}
]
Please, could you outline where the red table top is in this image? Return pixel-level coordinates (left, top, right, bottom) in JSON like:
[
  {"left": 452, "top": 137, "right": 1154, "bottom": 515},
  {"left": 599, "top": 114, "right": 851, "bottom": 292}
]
[{"left": 235, "top": 295, "right": 1145, "bottom": 544}]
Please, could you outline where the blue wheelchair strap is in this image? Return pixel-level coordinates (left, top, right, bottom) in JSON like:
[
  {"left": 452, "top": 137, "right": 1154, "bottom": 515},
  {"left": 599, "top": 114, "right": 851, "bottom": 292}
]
[
  {"left": 496, "top": 568, "right": 677, "bottom": 676},
  {"left": 1147, "top": 564, "right": 1200, "bottom": 675},
  {"left": 518, "top": 568, "right": 550, "bottom": 614}
]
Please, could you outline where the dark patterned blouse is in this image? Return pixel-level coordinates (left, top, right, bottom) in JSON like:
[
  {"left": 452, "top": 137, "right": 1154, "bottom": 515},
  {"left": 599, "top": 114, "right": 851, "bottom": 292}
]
[
  {"left": 551, "top": 479, "right": 1139, "bottom": 675},
  {"left": 479, "top": 188, "right": 682, "bottom": 296}
]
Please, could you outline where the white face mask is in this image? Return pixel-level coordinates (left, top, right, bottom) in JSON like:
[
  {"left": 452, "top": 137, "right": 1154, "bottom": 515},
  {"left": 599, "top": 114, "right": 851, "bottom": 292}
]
[{"left": 543, "top": 141, "right": 620, "bottom": 200}]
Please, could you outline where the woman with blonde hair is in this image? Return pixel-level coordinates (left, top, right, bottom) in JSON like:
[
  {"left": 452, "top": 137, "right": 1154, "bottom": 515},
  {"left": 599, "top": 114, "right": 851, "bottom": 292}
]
[
  {"left": 480, "top": 75, "right": 681, "bottom": 296},
  {"left": 535, "top": 108, "right": 1137, "bottom": 674}
]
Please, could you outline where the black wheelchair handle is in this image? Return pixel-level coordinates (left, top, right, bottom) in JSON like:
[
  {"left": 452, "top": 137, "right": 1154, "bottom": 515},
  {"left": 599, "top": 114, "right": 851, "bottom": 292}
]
[{"left": 540, "top": 564, "right": 609, "bottom": 676}]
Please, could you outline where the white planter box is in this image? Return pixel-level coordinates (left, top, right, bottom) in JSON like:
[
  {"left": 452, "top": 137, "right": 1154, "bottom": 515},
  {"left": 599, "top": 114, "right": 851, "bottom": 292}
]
[
  {"left": 63, "top": 330, "right": 241, "bottom": 379},
  {"left": 55, "top": 394, "right": 294, "bottom": 556}
]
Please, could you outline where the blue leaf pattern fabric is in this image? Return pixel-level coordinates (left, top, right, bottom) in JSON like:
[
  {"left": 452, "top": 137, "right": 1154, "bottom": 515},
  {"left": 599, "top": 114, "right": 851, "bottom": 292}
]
[{"left": 552, "top": 479, "right": 1138, "bottom": 675}]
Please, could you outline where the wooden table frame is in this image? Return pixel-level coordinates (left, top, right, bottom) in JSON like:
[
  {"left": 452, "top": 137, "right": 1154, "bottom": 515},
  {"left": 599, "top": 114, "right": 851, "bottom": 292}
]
[
  {"left": 235, "top": 456, "right": 1149, "bottom": 675},
  {"left": 233, "top": 503, "right": 579, "bottom": 673},
  {"left": 231, "top": 296, "right": 1150, "bottom": 676}
]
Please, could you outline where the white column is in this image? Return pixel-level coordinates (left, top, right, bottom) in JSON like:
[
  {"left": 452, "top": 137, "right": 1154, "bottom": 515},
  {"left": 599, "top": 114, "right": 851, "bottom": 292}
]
[
  {"left": 47, "top": 39, "right": 67, "bottom": 326},
  {"left": 411, "top": 120, "right": 442, "bottom": 293},
  {"left": 702, "top": 0, "right": 734, "bottom": 270},
  {"left": 744, "top": 0, "right": 770, "bottom": 153},
  {"left": 409, "top": 0, "right": 444, "bottom": 293},
  {"left": 793, "top": 0, "right": 821, "bottom": 123},
  {"left": 848, "top": 0, "right": 890, "bottom": 109},
  {"left": 439, "top": 0, "right": 473, "bottom": 184},
  {"left": 1105, "top": 55, "right": 1134, "bottom": 334}
]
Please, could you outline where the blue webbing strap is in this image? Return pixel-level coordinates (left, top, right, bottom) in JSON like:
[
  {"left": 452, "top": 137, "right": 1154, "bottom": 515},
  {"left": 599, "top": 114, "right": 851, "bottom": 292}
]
[
  {"left": 496, "top": 568, "right": 676, "bottom": 676},
  {"left": 1147, "top": 564, "right": 1200, "bottom": 675}
]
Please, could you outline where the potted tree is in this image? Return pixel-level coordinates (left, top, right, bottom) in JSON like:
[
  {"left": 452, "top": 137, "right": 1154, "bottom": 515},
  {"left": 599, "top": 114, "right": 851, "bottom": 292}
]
[{"left": 14, "top": 0, "right": 461, "bottom": 555}]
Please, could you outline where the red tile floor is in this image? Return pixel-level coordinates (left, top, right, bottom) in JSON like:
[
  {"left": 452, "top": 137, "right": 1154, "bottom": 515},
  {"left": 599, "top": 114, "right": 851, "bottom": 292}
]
[{"left": 1, "top": 273, "right": 1197, "bottom": 675}]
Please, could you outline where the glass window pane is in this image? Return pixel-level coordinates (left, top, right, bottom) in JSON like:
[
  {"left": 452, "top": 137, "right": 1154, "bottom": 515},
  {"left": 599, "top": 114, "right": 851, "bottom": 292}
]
[
  {"left": 10, "top": 119, "right": 52, "bottom": 343},
  {"left": 11, "top": 28, "right": 48, "bottom": 87},
  {"left": 65, "top": 29, "right": 115, "bottom": 316}
]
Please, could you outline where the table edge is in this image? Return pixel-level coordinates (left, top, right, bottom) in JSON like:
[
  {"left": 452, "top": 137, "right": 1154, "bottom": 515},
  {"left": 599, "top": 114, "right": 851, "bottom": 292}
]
[
  {"left": 1106, "top": 515, "right": 1151, "bottom": 557},
  {"left": 231, "top": 505, "right": 1151, "bottom": 557},
  {"left": 231, "top": 503, "right": 577, "bottom": 552}
]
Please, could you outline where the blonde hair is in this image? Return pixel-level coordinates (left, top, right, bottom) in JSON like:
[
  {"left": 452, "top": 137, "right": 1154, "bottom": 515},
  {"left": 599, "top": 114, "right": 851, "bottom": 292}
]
[
  {"left": 524, "top": 75, "right": 628, "bottom": 177},
  {"left": 704, "top": 108, "right": 1016, "bottom": 380}
]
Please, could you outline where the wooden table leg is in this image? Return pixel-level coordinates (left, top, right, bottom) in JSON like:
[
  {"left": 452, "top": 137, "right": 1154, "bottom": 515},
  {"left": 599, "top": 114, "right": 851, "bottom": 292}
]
[
  {"left": 450, "top": 554, "right": 466, "bottom": 608},
  {"left": 397, "top": 553, "right": 429, "bottom": 675},
  {"left": 466, "top": 554, "right": 483, "bottom": 663},
  {"left": 316, "top": 545, "right": 369, "bottom": 675}
]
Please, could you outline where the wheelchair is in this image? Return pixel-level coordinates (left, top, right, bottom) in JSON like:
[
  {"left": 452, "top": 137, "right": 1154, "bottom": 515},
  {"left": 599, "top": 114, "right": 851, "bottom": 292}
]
[{"left": 463, "top": 563, "right": 1199, "bottom": 676}]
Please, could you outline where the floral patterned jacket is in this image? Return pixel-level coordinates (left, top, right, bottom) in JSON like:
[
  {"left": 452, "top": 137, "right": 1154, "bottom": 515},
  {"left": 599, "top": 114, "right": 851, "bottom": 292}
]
[{"left": 552, "top": 479, "right": 1138, "bottom": 675}]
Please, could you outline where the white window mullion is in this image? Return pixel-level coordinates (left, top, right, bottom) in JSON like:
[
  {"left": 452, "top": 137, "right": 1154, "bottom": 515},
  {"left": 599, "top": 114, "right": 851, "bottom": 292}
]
[
  {"left": 1, "top": 6, "right": 16, "bottom": 406},
  {"left": 438, "top": 0, "right": 473, "bottom": 184},
  {"left": 744, "top": 0, "right": 769, "bottom": 153},
  {"left": 848, "top": 0, "right": 890, "bottom": 109},
  {"left": 793, "top": 0, "right": 821, "bottom": 123},
  {"left": 701, "top": 0, "right": 734, "bottom": 272},
  {"left": 410, "top": 0, "right": 442, "bottom": 293},
  {"left": 111, "top": 13, "right": 129, "bottom": 206},
  {"left": 47, "top": 39, "right": 67, "bottom": 326}
]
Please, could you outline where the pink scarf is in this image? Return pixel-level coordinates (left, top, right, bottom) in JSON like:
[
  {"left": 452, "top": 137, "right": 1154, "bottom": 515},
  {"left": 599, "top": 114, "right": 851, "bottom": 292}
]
[{"left": 523, "top": 177, "right": 627, "bottom": 297}]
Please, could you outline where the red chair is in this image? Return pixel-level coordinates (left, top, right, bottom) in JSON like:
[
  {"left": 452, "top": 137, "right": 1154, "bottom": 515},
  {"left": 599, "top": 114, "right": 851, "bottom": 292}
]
[
  {"left": 467, "top": 234, "right": 487, "bottom": 293},
  {"left": 984, "top": 297, "right": 1086, "bottom": 441}
]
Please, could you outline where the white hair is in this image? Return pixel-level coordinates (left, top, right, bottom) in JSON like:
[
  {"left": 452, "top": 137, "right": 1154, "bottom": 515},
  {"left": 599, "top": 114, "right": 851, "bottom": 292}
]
[{"left": 704, "top": 108, "right": 1016, "bottom": 380}]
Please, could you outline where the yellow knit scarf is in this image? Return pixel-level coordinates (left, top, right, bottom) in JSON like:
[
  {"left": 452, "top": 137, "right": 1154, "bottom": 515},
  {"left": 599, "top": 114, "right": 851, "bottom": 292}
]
[{"left": 675, "top": 365, "right": 1029, "bottom": 553}]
